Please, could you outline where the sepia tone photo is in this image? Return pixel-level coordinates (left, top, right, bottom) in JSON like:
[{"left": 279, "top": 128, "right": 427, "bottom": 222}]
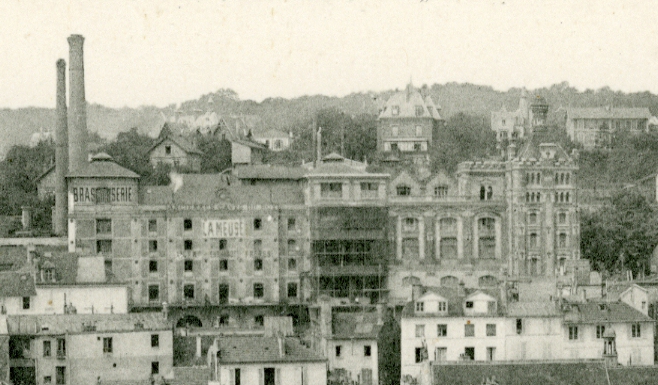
[{"left": 1, "top": 1, "right": 658, "bottom": 384}]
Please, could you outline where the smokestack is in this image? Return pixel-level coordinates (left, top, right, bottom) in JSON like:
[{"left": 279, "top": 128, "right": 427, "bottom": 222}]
[
  {"left": 316, "top": 127, "right": 322, "bottom": 167},
  {"left": 54, "top": 59, "right": 68, "bottom": 236},
  {"left": 68, "top": 34, "right": 88, "bottom": 172}
]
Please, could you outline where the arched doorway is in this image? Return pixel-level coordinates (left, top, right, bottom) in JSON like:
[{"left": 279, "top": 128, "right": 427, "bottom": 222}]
[{"left": 176, "top": 314, "right": 203, "bottom": 328}]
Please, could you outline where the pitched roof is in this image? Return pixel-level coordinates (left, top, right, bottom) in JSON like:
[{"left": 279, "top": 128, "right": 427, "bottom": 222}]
[
  {"left": 378, "top": 83, "right": 441, "bottom": 120},
  {"left": 6, "top": 313, "right": 171, "bottom": 335},
  {"left": 507, "top": 301, "right": 561, "bottom": 317},
  {"left": 567, "top": 107, "right": 651, "bottom": 120},
  {"left": 141, "top": 174, "right": 304, "bottom": 206},
  {"left": 332, "top": 312, "right": 382, "bottom": 340},
  {"left": 149, "top": 134, "right": 203, "bottom": 156},
  {"left": 517, "top": 141, "right": 571, "bottom": 162},
  {"left": 232, "top": 165, "right": 306, "bottom": 180},
  {"left": 66, "top": 155, "right": 140, "bottom": 179},
  {"left": 216, "top": 336, "right": 326, "bottom": 364},
  {"left": 232, "top": 139, "right": 268, "bottom": 150},
  {"left": 402, "top": 286, "right": 503, "bottom": 317},
  {"left": 0, "top": 272, "right": 36, "bottom": 297},
  {"left": 252, "top": 129, "right": 289, "bottom": 139},
  {"left": 563, "top": 301, "right": 653, "bottom": 323},
  {"left": 35, "top": 165, "right": 55, "bottom": 183}
]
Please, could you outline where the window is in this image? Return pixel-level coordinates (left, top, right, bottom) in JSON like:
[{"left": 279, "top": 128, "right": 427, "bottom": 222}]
[
  {"left": 96, "top": 219, "right": 112, "bottom": 234},
  {"left": 435, "top": 347, "right": 447, "bottom": 362},
  {"left": 390, "top": 143, "right": 398, "bottom": 152},
  {"left": 44, "top": 268, "right": 54, "bottom": 282},
  {"left": 148, "top": 285, "right": 159, "bottom": 302},
  {"left": 397, "top": 185, "right": 411, "bottom": 196},
  {"left": 596, "top": 325, "right": 605, "bottom": 339},
  {"left": 415, "top": 348, "right": 423, "bottom": 363},
  {"left": 415, "top": 106, "right": 424, "bottom": 117},
  {"left": 253, "top": 218, "right": 262, "bottom": 230},
  {"left": 558, "top": 233, "right": 567, "bottom": 248},
  {"left": 219, "top": 284, "right": 229, "bottom": 304},
  {"left": 23, "top": 296, "right": 30, "bottom": 310},
  {"left": 335, "top": 345, "right": 342, "bottom": 357},
  {"left": 437, "top": 324, "right": 447, "bottom": 337},
  {"left": 516, "top": 319, "right": 523, "bottom": 334},
  {"left": 57, "top": 338, "right": 66, "bottom": 356},
  {"left": 288, "top": 258, "right": 297, "bottom": 270},
  {"left": 287, "top": 282, "right": 298, "bottom": 298},
  {"left": 391, "top": 126, "right": 399, "bottom": 136},
  {"left": 184, "top": 259, "right": 193, "bottom": 272},
  {"left": 464, "top": 347, "right": 475, "bottom": 360},
  {"left": 415, "top": 125, "right": 423, "bottom": 136},
  {"left": 391, "top": 106, "right": 400, "bottom": 116},
  {"left": 465, "top": 301, "right": 474, "bottom": 308},
  {"left": 464, "top": 324, "right": 475, "bottom": 337},
  {"left": 184, "top": 239, "right": 193, "bottom": 250},
  {"left": 569, "top": 326, "right": 579, "bottom": 340},
  {"left": 254, "top": 315, "right": 265, "bottom": 327},
  {"left": 96, "top": 240, "right": 112, "bottom": 253},
  {"left": 43, "top": 340, "right": 51, "bottom": 357},
  {"left": 103, "top": 337, "right": 113, "bottom": 353},
  {"left": 287, "top": 239, "right": 296, "bottom": 253},
  {"left": 486, "top": 324, "right": 497, "bottom": 336},
  {"left": 438, "top": 302, "right": 447, "bottom": 312},
  {"left": 44, "top": 376, "right": 52, "bottom": 384},
  {"left": 415, "top": 302, "right": 424, "bottom": 312},
  {"left": 104, "top": 259, "right": 112, "bottom": 277},
  {"left": 149, "top": 260, "right": 158, "bottom": 272},
  {"left": 632, "top": 323, "right": 641, "bottom": 338},
  {"left": 287, "top": 217, "right": 296, "bottom": 231},
  {"left": 434, "top": 185, "right": 449, "bottom": 198},
  {"left": 183, "top": 219, "right": 193, "bottom": 231},
  {"left": 149, "top": 240, "right": 158, "bottom": 252},
  {"left": 151, "top": 362, "right": 159, "bottom": 375},
  {"left": 56, "top": 367, "right": 66, "bottom": 385},
  {"left": 529, "top": 212, "right": 537, "bottom": 224},
  {"left": 219, "top": 239, "right": 227, "bottom": 250},
  {"left": 253, "top": 239, "right": 262, "bottom": 254},
  {"left": 184, "top": 284, "right": 195, "bottom": 300},
  {"left": 321, "top": 183, "right": 343, "bottom": 198},
  {"left": 414, "top": 143, "right": 422, "bottom": 152},
  {"left": 486, "top": 347, "right": 496, "bottom": 361},
  {"left": 403, "top": 217, "right": 417, "bottom": 231},
  {"left": 529, "top": 233, "right": 538, "bottom": 248},
  {"left": 558, "top": 212, "right": 567, "bottom": 224},
  {"left": 254, "top": 259, "right": 263, "bottom": 271},
  {"left": 165, "top": 145, "right": 171, "bottom": 155},
  {"left": 415, "top": 324, "right": 425, "bottom": 337},
  {"left": 364, "top": 345, "right": 372, "bottom": 357},
  {"left": 148, "top": 219, "right": 157, "bottom": 233},
  {"left": 151, "top": 334, "right": 159, "bottom": 348},
  {"left": 253, "top": 283, "right": 264, "bottom": 298},
  {"left": 220, "top": 259, "right": 228, "bottom": 271}
]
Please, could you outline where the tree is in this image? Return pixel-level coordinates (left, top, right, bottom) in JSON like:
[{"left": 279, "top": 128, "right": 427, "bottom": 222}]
[{"left": 581, "top": 190, "right": 658, "bottom": 276}]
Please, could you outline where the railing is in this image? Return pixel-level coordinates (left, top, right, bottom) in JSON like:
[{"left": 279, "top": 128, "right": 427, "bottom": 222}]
[{"left": 432, "top": 358, "right": 604, "bottom": 366}]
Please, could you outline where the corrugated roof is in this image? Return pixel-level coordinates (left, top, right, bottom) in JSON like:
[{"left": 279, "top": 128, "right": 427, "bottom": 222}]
[
  {"left": 332, "top": 312, "right": 382, "bottom": 340},
  {"left": 6, "top": 313, "right": 171, "bottom": 335},
  {"left": 233, "top": 165, "right": 306, "bottom": 180},
  {"left": 564, "top": 301, "right": 653, "bottom": 323},
  {"left": 216, "top": 336, "right": 325, "bottom": 364},
  {"left": 567, "top": 107, "right": 651, "bottom": 120},
  {"left": 0, "top": 272, "right": 36, "bottom": 297},
  {"left": 141, "top": 174, "right": 304, "bottom": 206},
  {"left": 507, "top": 301, "right": 561, "bottom": 317},
  {"left": 66, "top": 156, "right": 140, "bottom": 179}
]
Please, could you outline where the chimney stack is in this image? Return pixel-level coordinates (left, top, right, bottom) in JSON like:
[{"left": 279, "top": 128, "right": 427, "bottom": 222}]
[
  {"left": 54, "top": 59, "right": 68, "bottom": 236},
  {"left": 67, "top": 34, "right": 88, "bottom": 173}
]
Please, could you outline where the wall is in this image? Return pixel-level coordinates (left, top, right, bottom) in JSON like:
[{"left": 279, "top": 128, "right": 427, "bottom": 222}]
[
  {"left": 1, "top": 286, "right": 128, "bottom": 315},
  {"left": 218, "top": 362, "right": 326, "bottom": 385},
  {"left": 149, "top": 140, "right": 201, "bottom": 171},
  {"left": 504, "top": 317, "right": 563, "bottom": 360},
  {"left": 327, "top": 339, "right": 378, "bottom": 385}
]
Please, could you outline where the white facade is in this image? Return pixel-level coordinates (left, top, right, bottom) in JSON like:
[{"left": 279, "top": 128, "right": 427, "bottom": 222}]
[
  {"left": 327, "top": 339, "right": 378, "bottom": 385},
  {"left": 217, "top": 362, "right": 326, "bottom": 385},
  {"left": 1, "top": 285, "right": 129, "bottom": 315}
]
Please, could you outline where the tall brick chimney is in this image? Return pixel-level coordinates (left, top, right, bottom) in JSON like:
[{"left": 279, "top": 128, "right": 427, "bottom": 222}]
[
  {"left": 54, "top": 59, "right": 68, "bottom": 235},
  {"left": 67, "top": 34, "right": 88, "bottom": 172}
]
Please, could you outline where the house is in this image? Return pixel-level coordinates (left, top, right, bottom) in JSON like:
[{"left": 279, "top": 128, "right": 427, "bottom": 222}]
[
  {"left": 208, "top": 335, "right": 326, "bottom": 385},
  {"left": 490, "top": 89, "right": 549, "bottom": 142},
  {"left": 148, "top": 125, "right": 203, "bottom": 171},
  {"left": 4, "top": 313, "right": 173, "bottom": 385},
  {"left": 566, "top": 107, "right": 651, "bottom": 149},
  {"left": 35, "top": 165, "right": 56, "bottom": 200},
  {"left": 252, "top": 129, "right": 292, "bottom": 152},
  {"left": 230, "top": 140, "right": 267, "bottom": 166}
]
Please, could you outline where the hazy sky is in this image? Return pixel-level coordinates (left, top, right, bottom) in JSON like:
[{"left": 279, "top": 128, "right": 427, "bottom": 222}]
[{"left": 2, "top": 0, "right": 658, "bottom": 109}]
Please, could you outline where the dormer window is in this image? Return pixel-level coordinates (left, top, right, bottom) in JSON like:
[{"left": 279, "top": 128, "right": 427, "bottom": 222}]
[
  {"left": 438, "top": 302, "right": 447, "bottom": 312},
  {"left": 165, "top": 145, "right": 171, "bottom": 155},
  {"left": 415, "top": 302, "right": 424, "bottom": 312},
  {"left": 415, "top": 105, "right": 424, "bottom": 117},
  {"left": 465, "top": 301, "right": 474, "bottom": 309},
  {"left": 392, "top": 106, "right": 400, "bottom": 116}
]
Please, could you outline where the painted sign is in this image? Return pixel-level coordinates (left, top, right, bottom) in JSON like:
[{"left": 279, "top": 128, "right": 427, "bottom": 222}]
[
  {"left": 72, "top": 186, "right": 134, "bottom": 203},
  {"left": 204, "top": 219, "right": 246, "bottom": 238}
]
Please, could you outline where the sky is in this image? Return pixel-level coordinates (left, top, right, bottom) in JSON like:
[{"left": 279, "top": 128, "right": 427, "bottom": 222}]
[{"left": 2, "top": 0, "right": 658, "bottom": 109}]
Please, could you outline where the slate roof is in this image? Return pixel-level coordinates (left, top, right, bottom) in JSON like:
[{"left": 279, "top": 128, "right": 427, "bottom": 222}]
[
  {"left": 233, "top": 165, "right": 306, "bottom": 180},
  {"left": 216, "top": 336, "right": 326, "bottom": 364},
  {"left": 34, "top": 252, "right": 79, "bottom": 285},
  {"left": 141, "top": 174, "right": 304, "bottom": 206},
  {"left": 66, "top": 154, "right": 140, "bottom": 178},
  {"left": 0, "top": 272, "right": 36, "bottom": 297},
  {"left": 332, "top": 312, "right": 382, "bottom": 340},
  {"left": 149, "top": 134, "right": 203, "bottom": 156},
  {"left": 567, "top": 107, "right": 651, "bottom": 120},
  {"left": 378, "top": 83, "right": 441, "bottom": 120},
  {"left": 401, "top": 286, "right": 503, "bottom": 317},
  {"left": 517, "top": 141, "right": 571, "bottom": 162},
  {"left": 563, "top": 301, "right": 653, "bottom": 324},
  {"left": 6, "top": 313, "right": 171, "bottom": 335},
  {"left": 506, "top": 301, "right": 561, "bottom": 317}
]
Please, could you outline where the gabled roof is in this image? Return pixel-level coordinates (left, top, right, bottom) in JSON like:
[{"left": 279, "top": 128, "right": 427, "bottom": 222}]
[
  {"left": 332, "top": 312, "right": 383, "bottom": 340},
  {"left": 232, "top": 139, "right": 268, "bottom": 150},
  {"left": 6, "top": 313, "right": 171, "bottom": 335},
  {"left": 233, "top": 165, "right": 305, "bottom": 180},
  {"left": 402, "top": 286, "right": 503, "bottom": 318},
  {"left": 567, "top": 107, "right": 651, "bottom": 120},
  {"left": 464, "top": 290, "right": 497, "bottom": 302},
  {"left": 148, "top": 134, "right": 203, "bottom": 156},
  {"left": 215, "top": 336, "right": 326, "bottom": 364},
  {"left": 517, "top": 141, "right": 571, "bottom": 162},
  {"left": 416, "top": 292, "right": 448, "bottom": 303},
  {"left": 35, "top": 165, "right": 55, "bottom": 183},
  {"left": 378, "top": 83, "right": 441, "bottom": 120},
  {"left": 0, "top": 272, "right": 36, "bottom": 297},
  {"left": 66, "top": 154, "right": 140, "bottom": 179}
]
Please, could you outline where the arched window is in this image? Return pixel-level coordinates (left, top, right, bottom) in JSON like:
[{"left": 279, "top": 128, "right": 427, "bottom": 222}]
[
  {"left": 529, "top": 212, "right": 537, "bottom": 224},
  {"left": 560, "top": 173, "right": 565, "bottom": 184},
  {"left": 537, "top": 173, "right": 541, "bottom": 184},
  {"left": 480, "top": 186, "right": 486, "bottom": 200},
  {"left": 440, "top": 275, "right": 459, "bottom": 287},
  {"left": 529, "top": 232, "right": 538, "bottom": 248},
  {"left": 478, "top": 275, "right": 498, "bottom": 287},
  {"left": 566, "top": 192, "right": 570, "bottom": 202},
  {"left": 555, "top": 192, "right": 559, "bottom": 202},
  {"left": 526, "top": 173, "right": 530, "bottom": 184},
  {"left": 487, "top": 186, "right": 493, "bottom": 200},
  {"left": 537, "top": 192, "right": 541, "bottom": 202},
  {"left": 526, "top": 192, "right": 530, "bottom": 202},
  {"left": 560, "top": 192, "right": 564, "bottom": 202},
  {"left": 531, "top": 192, "right": 535, "bottom": 202},
  {"left": 478, "top": 218, "right": 496, "bottom": 259},
  {"left": 566, "top": 173, "right": 570, "bottom": 184},
  {"left": 531, "top": 173, "right": 535, "bottom": 184},
  {"left": 555, "top": 173, "right": 559, "bottom": 184}
]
